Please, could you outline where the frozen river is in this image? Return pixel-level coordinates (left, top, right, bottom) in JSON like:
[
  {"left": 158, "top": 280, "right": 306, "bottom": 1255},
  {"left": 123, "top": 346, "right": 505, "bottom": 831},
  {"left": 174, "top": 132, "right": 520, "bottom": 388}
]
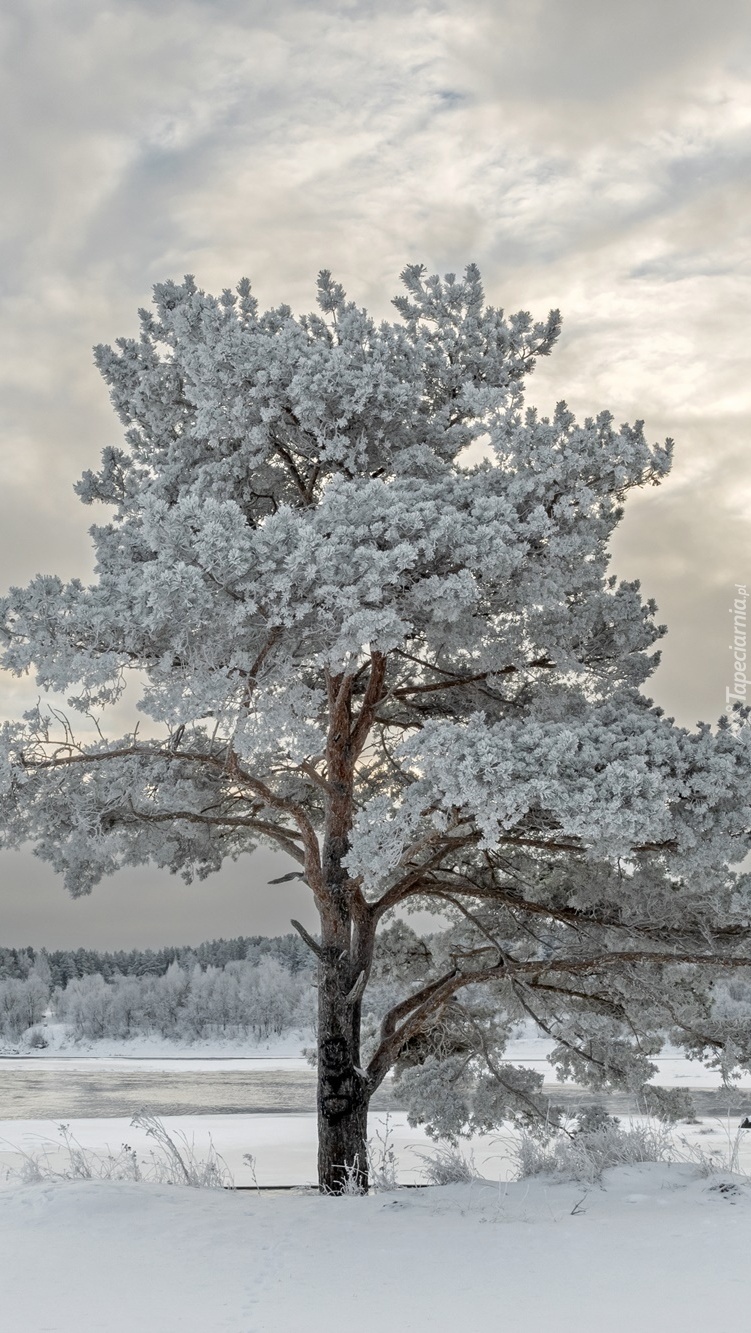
[
  {"left": 0, "top": 1059, "right": 398, "bottom": 1119},
  {"left": 1, "top": 1052, "right": 751, "bottom": 1120}
]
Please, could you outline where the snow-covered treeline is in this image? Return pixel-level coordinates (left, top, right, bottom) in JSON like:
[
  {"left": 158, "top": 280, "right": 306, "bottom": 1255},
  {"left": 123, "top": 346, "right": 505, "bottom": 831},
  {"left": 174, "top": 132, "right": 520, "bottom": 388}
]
[
  {"left": 0, "top": 946, "right": 316, "bottom": 1045},
  {"left": 0, "top": 933, "right": 311, "bottom": 987},
  {"left": 55, "top": 957, "right": 315, "bottom": 1043}
]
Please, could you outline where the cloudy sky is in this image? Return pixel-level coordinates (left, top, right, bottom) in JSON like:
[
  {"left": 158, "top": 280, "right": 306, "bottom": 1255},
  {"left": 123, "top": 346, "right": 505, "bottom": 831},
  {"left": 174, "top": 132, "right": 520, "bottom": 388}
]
[{"left": 1, "top": 0, "right": 750, "bottom": 947}]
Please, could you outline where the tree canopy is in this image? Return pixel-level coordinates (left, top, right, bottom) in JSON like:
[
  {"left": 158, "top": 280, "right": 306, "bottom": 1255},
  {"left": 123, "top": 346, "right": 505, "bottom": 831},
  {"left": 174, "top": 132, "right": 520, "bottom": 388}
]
[{"left": 2, "top": 263, "right": 751, "bottom": 1190}]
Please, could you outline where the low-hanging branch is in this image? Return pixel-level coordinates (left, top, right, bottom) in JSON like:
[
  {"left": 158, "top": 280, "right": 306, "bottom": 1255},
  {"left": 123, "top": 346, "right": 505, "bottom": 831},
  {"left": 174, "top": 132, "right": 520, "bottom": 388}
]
[{"left": 366, "top": 945, "right": 751, "bottom": 1091}]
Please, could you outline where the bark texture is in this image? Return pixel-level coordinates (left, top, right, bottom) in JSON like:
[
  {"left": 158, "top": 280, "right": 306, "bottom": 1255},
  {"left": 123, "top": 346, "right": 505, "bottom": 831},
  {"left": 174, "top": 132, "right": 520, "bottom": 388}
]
[
  {"left": 316, "top": 938, "right": 370, "bottom": 1193},
  {"left": 313, "top": 663, "right": 384, "bottom": 1193}
]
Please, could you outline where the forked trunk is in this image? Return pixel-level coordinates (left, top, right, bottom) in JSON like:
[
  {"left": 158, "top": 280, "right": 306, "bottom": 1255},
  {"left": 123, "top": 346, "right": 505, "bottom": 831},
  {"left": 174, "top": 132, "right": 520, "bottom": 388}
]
[{"left": 317, "top": 940, "right": 370, "bottom": 1193}]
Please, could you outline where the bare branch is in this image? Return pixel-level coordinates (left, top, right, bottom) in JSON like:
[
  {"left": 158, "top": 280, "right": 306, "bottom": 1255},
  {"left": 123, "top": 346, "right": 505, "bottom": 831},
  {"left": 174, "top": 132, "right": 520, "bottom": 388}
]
[
  {"left": 366, "top": 968, "right": 461, "bottom": 1089},
  {"left": 345, "top": 970, "right": 366, "bottom": 1005},
  {"left": 290, "top": 919, "right": 324, "bottom": 960},
  {"left": 366, "top": 944, "right": 751, "bottom": 1091},
  {"left": 511, "top": 983, "right": 613, "bottom": 1075},
  {"left": 419, "top": 869, "right": 751, "bottom": 948},
  {"left": 226, "top": 751, "right": 326, "bottom": 903},
  {"left": 114, "top": 805, "right": 307, "bottom": 865},
  {"left": 239, "top": 627, "right": 282, "bottom": 708},
  {"left": 20, "top": 738, "right": 328, "bottom": 904},
  {"left": 388, "top": 653, "right": 555, "bottom": 700},
  {"left": 459, "top": 1005, "right": 552, "bottom": 1121},
  {"left": 295, "top": 759, "right": 334, "bottom": 794}
]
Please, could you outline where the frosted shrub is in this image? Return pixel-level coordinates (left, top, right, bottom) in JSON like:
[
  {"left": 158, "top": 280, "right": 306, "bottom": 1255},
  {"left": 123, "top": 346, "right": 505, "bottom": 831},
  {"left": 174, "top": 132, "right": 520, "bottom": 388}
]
[
  {"left": 329, "top": 1159, "right": 369, "bottom": 1196},
  {"left": 511, "top": 1119, "right": 674, "bottom": 1184},
  {"left": 178, "top": 965, "right": 221, "bottom": 1039},
  {"left": 57, "top": 974, "right": 113, "bottom": 1040},
  {"left": 675, "top": 1122, "right": 747, "bottom": 1178},
  {"left": 149, "top": 962, "right": 192, "bottom": 1036},
  {"left": 417, "top": 1141, "right": 480, "bottom": 1186},
  {"left": 130, "top": 1110, "right": 232, "bottom": 1188},
  {"left": 105, "top": 976, "right": 144, "bottom": 1038},
  {"left": 245, "top": 959, "right": 313, "bottom": 1039},
  {"left": 367, "top": 1115, "right": 399, "bottom": 1192},
  {"left": 49, "top": 956, "right": 314, "bottom": 1045}
]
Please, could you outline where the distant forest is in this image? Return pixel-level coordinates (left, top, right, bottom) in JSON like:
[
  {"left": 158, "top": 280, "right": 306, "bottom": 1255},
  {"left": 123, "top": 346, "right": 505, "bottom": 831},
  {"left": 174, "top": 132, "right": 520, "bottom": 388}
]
[
  {"left": 0, "top": 927, "right": 426, "bottom": 1047},
  {"left": 0, "top": 935, "right": 316, "bottom": 1043},
  {"left": 0, "top": 934, "right": 311, "bottom": 987}
]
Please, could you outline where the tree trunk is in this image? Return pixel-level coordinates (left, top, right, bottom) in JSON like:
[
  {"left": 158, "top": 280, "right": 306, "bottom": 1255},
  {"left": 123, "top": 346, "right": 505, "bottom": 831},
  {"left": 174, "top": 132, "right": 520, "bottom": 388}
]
[
  {"left": 315, "top": 663, "right": 384, "bottom": 1192},
  {"left": 317, "top": 940, "right": 370, "bottom": 1193}
]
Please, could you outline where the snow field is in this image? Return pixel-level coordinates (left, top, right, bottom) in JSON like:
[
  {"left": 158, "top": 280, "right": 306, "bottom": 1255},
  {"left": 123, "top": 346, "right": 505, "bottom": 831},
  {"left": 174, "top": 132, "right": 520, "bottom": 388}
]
[
  {"left": 0, "top": 1111, "right": 476, "bottom": 1187},
  {"left": 1, "top": 1165, "right": 750, "bottom": 1332}
]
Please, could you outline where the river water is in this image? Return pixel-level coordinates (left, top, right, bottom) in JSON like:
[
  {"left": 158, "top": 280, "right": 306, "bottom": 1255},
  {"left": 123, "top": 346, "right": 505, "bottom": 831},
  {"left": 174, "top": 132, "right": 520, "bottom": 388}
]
[
  {"left": 0, "top": 1060, "right": 401, "bottom": 1119},
  {"left": 1, "top": 1057, "right": 750, "bottom": 1121}
]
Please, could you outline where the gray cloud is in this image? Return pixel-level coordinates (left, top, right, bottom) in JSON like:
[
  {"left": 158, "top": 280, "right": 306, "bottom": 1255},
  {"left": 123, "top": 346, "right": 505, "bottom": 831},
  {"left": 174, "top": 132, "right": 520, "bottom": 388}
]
[
  {"left": 0, "top": 845, "right": 320, "bottom": 950},
  {"left": 488, "top": 1, "right": 745, "bottom": 90},
  {"left": 1, "top": 0, "right": 750, "bottom": 944}
]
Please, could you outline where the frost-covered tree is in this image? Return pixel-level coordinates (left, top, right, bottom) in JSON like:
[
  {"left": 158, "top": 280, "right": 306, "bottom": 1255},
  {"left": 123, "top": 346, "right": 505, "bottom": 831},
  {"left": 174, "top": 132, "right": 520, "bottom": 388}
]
[
  {"left": 58, "top": 973, "right": 112, "bottom": 1041},
  {"left": 0, "top": 974, "right": 48, "bottom": 1040},
  {"left": 53, "top": 957, "right": 313, "bottom": 1044},
  {"left": 2, "top": 264, "right": 751, "bottom": 1190}
]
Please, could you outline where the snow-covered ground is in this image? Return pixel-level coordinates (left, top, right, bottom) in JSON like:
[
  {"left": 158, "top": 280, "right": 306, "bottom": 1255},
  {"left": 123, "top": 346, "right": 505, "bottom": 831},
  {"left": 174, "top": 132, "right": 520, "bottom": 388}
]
[
  {"left": 2, "top": 1107, "right": 750, "bottom": 1186},
  {"left": 1, "top": 1165, "right": 750, "bottom": 1332},
  {"left": 0, "top": 1110, "right": 426, "bottom": 1186},
  {"left": 0, "top": 1023, "right": 311, "bottom": 1064}
]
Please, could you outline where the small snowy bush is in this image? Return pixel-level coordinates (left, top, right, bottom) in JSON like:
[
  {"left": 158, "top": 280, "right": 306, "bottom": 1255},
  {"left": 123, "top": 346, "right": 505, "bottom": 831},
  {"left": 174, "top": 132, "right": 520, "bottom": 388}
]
[
  {"left": 0, "top": 976, "right": 49, "bottom": 1040},
  {"left": 416, "top": 1141, "right": 480, "bottom": 1186},
  {"left": 131, "top": 1111, "right": 232, "bottom": 1188},
  {"left": 325, "top": 1158, "right": 369, "bottom": 1196},
  {"left": 367, "top": 1115, "right": 399, "bottom": 1192},
  {"left": 511, "top": 1119, "right": 674, "bottom": 1184}
]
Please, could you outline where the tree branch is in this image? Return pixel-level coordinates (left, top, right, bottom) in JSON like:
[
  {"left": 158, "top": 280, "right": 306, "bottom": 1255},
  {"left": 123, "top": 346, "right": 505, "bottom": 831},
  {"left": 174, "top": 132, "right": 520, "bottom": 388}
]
[
  {"left": 21, "top": 738, "right": 328, "bottom": 906},
  {"left": 365, "top": 946, "right": 751, "bottom": 1091},
  {"left": 351, "top": 651, "right": 387, "bottom": 756},
  {"left": 121, "top": 806, "right": 306, "bottom": 864},
  {"left": 239, "top": 627, "right": 282, "bottom": 707},
  {"left": 366, "top": 969, "right": 462, "bottom": 1089},
  {"left": 290, "top": 918, "right": 324, "bottom": 960},
  {"left": 226, "top": 750, "right": 326, "bottom": 904},
  {"left": 388, "top": 652, "right": 556, "bottom": 701}
]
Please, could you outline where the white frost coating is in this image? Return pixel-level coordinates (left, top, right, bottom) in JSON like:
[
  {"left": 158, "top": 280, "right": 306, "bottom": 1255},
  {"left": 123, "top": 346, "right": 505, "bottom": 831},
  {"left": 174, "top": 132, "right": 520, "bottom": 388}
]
[
  {"left": 2, "top": 262, "right": 751, "bottom": 1146},
  {"left": 344, "top": 785, "right": 436, "bottom": 891},
  {"left": 400, "top": 703, "right": 751, "bottom": 867}
]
